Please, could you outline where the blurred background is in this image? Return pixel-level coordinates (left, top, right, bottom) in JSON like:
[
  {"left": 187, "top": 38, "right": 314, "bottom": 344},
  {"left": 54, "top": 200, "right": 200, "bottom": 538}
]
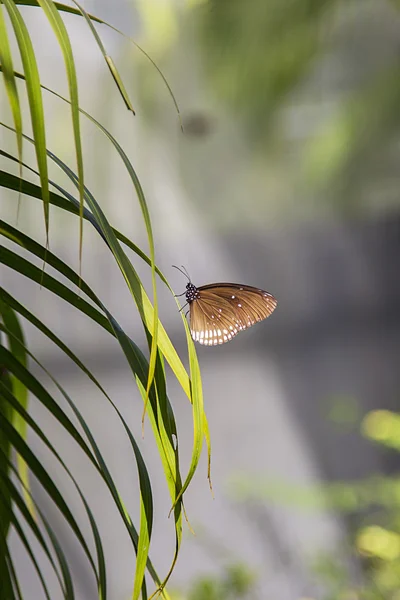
[{"left": 2, "top": 0, "right": 400, "bottom": 598}]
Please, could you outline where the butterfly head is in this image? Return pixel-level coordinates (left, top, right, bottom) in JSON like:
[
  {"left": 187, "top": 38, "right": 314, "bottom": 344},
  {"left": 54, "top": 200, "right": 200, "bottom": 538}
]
[{"left": 185, "top": 282, "right": 200, "bottom": 303}]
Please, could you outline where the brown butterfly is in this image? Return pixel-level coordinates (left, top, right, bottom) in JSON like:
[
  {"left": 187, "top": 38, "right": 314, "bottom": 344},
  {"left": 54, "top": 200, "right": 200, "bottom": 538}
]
[{"left": 174, "top": 266, "right": 277, "bottom": 346}]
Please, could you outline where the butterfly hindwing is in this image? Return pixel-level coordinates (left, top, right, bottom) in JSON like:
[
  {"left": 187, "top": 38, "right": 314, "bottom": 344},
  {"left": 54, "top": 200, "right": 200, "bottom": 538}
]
[{"left": 190, "top": 293, "right": 241, "bottom": 345}]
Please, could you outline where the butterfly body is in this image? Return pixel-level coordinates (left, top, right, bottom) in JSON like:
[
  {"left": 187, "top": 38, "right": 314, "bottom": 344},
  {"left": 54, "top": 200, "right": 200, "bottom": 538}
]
[
  {"left": 185, "top": 281, "right": 277, "bottom": 346},
  {"left": 185, "top": 282, "right": 201, "bottom": 303}
]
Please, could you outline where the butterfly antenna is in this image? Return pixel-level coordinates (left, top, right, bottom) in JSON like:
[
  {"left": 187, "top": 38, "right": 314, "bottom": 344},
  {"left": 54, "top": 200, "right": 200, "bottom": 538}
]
[
  {"left": 172, "top": 265, "right": 190, "bottom": 281},
  {"left": 181, "top": 265, "right": 191, "bottom": 280}
]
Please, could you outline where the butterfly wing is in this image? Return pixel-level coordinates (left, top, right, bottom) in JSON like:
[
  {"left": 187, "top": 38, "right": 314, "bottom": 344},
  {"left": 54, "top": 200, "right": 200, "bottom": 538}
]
[{"left": 190, "top": 283, "right": 277, "bottom": 345}]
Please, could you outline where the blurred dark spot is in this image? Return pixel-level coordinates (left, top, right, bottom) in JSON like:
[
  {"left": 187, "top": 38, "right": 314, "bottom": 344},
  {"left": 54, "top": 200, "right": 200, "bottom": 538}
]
[{"left": 182, "top": 112, "right": 215, "bottom": 137}]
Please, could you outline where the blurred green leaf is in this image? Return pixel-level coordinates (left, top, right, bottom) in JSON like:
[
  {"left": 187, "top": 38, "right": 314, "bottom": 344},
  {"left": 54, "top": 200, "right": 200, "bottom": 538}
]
[
  {"left": 326, "top": 395, "right": 360, "bottom": 431},
  {"left": 362, "top": 410, "right": 400, "bottom": 451}
]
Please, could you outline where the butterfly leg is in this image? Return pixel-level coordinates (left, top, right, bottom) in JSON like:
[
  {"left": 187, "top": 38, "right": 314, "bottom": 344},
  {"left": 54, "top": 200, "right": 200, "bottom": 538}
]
[
  {"left": 179, "top": 302, "right": 188, "bottom": 312},
  {"left": 174, "top": 291, "right": 186, "bottom": 297}
]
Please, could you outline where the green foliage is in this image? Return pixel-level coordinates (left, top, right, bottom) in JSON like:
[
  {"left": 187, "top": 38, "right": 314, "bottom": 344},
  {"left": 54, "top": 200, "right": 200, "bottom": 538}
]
[
  {"left": 228, "top": 407, "right": 400, "bottom": 599},
  {"left": 191, "top": 0, "right": 400, "bottom": 218},
  {"left": 0, "top": 2, "right": 208, "bottom": 598},
  {"left": 177, "top": 563, "right": 255, "bottom": 600},
  {"left": 198, "top": 0, "right": 333, "bottom": 143}
]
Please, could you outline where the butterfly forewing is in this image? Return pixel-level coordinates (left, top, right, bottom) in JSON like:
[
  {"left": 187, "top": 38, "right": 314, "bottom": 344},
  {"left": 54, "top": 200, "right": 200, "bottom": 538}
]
[{"left": 189, "top": 283, "right": 277, "bottom": 345}]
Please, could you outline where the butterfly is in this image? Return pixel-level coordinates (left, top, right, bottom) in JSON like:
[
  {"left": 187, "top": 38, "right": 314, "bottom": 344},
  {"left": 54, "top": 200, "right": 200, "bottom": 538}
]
[{"left": 173, "top": 266, "right": 277, "bottom": 346}]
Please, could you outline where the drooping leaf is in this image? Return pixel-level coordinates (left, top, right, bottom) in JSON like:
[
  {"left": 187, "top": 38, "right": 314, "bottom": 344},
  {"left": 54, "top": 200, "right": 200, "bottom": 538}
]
[{"left": 2, "top": 0, "right": 50, "bottom": 243}]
